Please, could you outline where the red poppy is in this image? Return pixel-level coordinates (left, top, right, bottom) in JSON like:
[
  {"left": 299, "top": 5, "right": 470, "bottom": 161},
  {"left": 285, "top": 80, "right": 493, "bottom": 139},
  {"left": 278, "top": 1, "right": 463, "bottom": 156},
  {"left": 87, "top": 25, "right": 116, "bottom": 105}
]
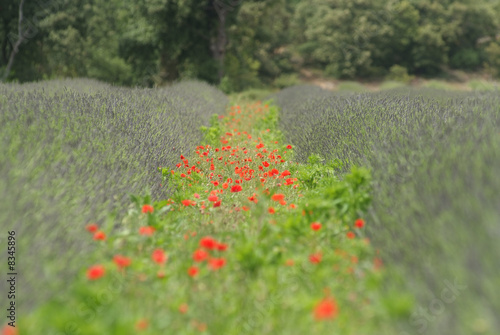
[
  {"left": 193, "top": 249, "right": 209, "bottom": 262},
  {"left": 113, "top": 255, "right": 132, "bottom": 269},
  {"left": 1, "top": 325, "right": 17, "bottom": 335},
  {"left": 286, "top": 145, "right": 293, "bottom": 149},
  {"left": 346, "top": 231, "right": 355, "bottom": 239},
  {"left": 139, "top": 226, "right": 155, "bottom": 236},
  {"left": 231, "top": 185, "right": 242, "bottom": 192},
  {"left": 87, "top": 265, "right": 105, "bottom": 280},
  {"left": 142, "top": 204, "right": 154, "bottom": 214},
  {"left": 208, "top": 195, "right": 219, "bottom": 202},
  {"left": 209, "top": 258, "right": 226, "bottom": 270},
  {"left": 213, "top": 200, "right": 221, "bottom": 208},
  {"left": 179, "top": 303, "right": 188, "bottom": 314},
  {"left": 181, "top": 199, "right": 192, "bottom": 206},
  {"left": 86, "top": 223, "right": 98, "bottom": 233},
  {"left": 216, "top": 243, "right": 228, "bottom": 251},
  {"left": 268, "top": 207, "right": 275, "bottom": 214},
  {"left": 311, "top": 222, "right": 322, "bottom": 231},
  {"left": 354, "top": 218, "right": 365, "bottom": 228},
  {"left": 309, "top": 253, "right": 322, "bottom": 264},
  {"left": 200, "top": 236, "right": 217, "bottom": 250},
  {"left": 281, "top": 170, "right": 291, "bottom": 177},
  {"left": 152, "top": 249, "right": 167, "bottom": 264},
  {"left": 188, "top": 266, "right": 199, "bottom": 277},
  {"left": 135, "top": 319, "right": 149, "bottom": 331},
  {"left": 194, "top": 193, "right": 200, "bottom": 199},
  {"left": 314, "top": 298, "right": 339, "bottom": 320},
  {"left": 93, "top": 231, "right": 106, "bottom": 241},
  {"left": 271, "top": 194, "right": 285, "bottom": 202}
]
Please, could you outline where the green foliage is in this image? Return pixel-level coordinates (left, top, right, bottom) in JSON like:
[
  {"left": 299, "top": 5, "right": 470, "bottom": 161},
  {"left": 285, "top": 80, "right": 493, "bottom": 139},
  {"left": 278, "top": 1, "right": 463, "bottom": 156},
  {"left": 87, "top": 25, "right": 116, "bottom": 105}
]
[
  {"left": 1, "top": 0, "right": 500, "bottom": 87},
  {"left": 484, "top": 41, "right": 500, "bottom": 78},
  {"left": 379, "top": 81, "right": 408, "bottom": 90},
  {"left": 200, "top": 114, "right": 224, "bottom": 147},
  {"left": 337, "top": 81, "right": 367, "bottom": 92},
  {"left": 468, "top": 79, "right": 498, "bottom": 91},
  {"left": 273, "top": 73, "right": 301, "bottom": 88},
  {"left": 386, "top": 65, "right": 414, "bottom": 84}
]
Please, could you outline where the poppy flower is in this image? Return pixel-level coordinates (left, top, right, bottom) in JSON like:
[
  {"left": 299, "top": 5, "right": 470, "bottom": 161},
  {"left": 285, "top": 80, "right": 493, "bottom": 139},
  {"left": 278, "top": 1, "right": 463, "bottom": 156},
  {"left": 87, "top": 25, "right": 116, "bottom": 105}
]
[
  {"left": 1, "top": 325, "right": 17, "bottom": 335},
  {"left": 231, "top": 185, "right": 242, "bottom": 192},
  {"left": 281, "top": 170, "right": 291, "bottom": 177},
  {"left": 179, "top": 303, "right": 188, "bottom": 314},
  {"left": 209, "top": 258, "right": 226, "bottom": 270},
  {"left": 188, "top": 266, "right": 199, "bottom": 277},
  {"left": 309, "top": 253, "right": 322, "bottom": 264},
  {"left": 152, "top": 249, "right": 167, "bottom": 264},
  {"left": 142, "top": 204, "right": 154, "bottom": 214},
  {"left": 135, "top": 319, "right": 149, "bottom": 331},
  {"left": 271, "top": 194, "right": 285, "bottom": 202},
  {"left": 87, "top": 265, "right": 105, "bottom": 280},
  {"left": 354, "top": 218, "right": 365, "bottom": 228},
  {"left": 208, "top": 195, "right": 219, "bottom": 202},
  {"left": 287, "top": 145, "right": 293, "bottom": 149},
  {"left": 181, "top": 199, "right": 193, "bottom": 206},
  {"left": 193, "top": 249, "right": 209, "bottom": 262},
  {"left": 139, "top": 226, "right": 155, "bottom": 236},
  {"left": 374, "top": 257, "right": 383, "bottom": 270},
  {"left": 93, "top": 231, "right": 106, "bottom": 241},
  {"left": 216, "top": 243, "right": 228, "bottom": 251},
  {"left": 222, "top": 182, "right": 229, "bottom": 189},
  {"left": 346, "top": 231, "right": 355, "bottom": 239},
  {"left": 194, "top": 193, "right": 200, "bottom": 199},
  {"left": 213, "top": 200, "right": 221, "bottom": 208},
  {"left": 113, "top": 255, "right": 132, "bottom": 269},
  {"left": 200, "top": 236, "right": 217, "bottom": 250},
  {"left": 86, "top": 223, "right": 98, "bottom": 233},
  {"left": 314, "top": 298, "right": 339, "bottom": 320},
  {"left": 311, "top": 222, "right": 322, "bottom": 231},
  {"left": 268, "top": 207, "right": 275, "bottom": 214}
]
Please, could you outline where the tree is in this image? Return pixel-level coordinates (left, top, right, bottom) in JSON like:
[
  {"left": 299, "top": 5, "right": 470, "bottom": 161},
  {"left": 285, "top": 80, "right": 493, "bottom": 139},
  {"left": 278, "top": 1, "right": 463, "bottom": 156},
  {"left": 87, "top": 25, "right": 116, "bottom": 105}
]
[{"left": 1, "top": 0, "right": 30, "bottom": 81}]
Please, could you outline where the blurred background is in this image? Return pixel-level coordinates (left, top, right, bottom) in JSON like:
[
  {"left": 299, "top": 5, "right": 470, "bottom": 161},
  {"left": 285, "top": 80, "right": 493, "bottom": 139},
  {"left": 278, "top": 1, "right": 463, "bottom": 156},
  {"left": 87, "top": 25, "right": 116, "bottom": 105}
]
[{"left": 1, "top": 0, "right": 500, "bottom": 91}]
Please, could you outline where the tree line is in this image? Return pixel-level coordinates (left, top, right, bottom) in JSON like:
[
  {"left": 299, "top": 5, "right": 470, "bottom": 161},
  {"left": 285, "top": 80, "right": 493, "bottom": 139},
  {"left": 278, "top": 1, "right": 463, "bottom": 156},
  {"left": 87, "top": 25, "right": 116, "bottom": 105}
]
[{"left": 1, "top": 0, "right": 499, "bottom": 90}]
